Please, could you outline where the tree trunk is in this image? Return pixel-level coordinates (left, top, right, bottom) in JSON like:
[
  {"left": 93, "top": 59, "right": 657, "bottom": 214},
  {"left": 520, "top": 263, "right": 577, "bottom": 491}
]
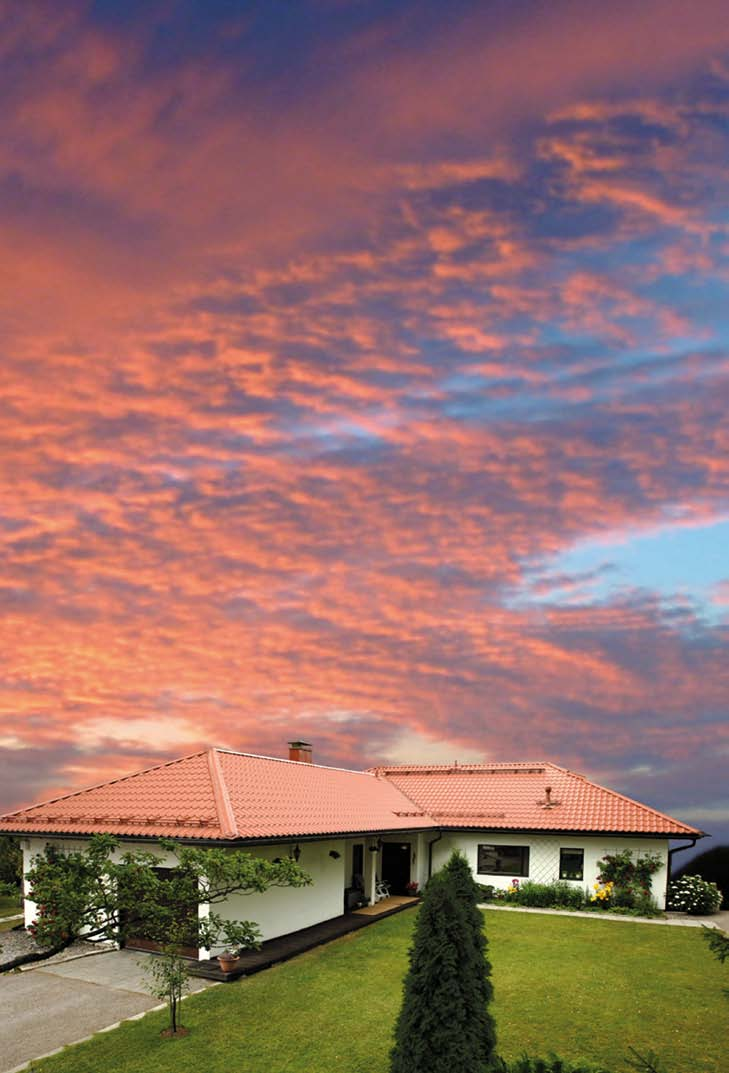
[{"left": 0, "top": 935, "right": 75, "bottom": 973}]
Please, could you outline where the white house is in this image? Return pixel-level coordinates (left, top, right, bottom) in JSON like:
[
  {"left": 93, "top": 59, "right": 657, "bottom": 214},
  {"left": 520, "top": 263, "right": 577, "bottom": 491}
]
[{"left": 0, "top": 741, "right": 703, "bottom": 958}]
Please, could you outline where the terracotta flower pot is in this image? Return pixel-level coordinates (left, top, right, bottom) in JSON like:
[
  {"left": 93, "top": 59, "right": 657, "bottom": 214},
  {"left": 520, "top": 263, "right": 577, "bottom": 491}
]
[{"left": 218, "top": 954, "right": 240, "bottom": 973}]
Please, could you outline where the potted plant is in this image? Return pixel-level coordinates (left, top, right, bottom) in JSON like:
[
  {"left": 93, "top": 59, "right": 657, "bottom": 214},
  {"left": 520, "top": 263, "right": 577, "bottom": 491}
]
[
  {"left": 217, "top": 949, "right": 240, "bottom": 972},
  {"left": 405, "top": 881, "right": 419, "bottom": 896}
]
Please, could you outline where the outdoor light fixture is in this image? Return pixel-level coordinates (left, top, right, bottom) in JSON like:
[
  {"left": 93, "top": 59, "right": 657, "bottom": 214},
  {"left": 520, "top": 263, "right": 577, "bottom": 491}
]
[
  {"left": 292, "top": 844, "right": 301, "bottom": 863},
  {"left": 368, "top": 837, "right": 383, "bottom": 852},
  {"left": 329, "top": 850, "right": 341, "bottom": 859}
]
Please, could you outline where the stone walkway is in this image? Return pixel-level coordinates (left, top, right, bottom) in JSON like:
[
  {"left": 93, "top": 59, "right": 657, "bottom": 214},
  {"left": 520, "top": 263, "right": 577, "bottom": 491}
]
[
  {"left": 1, "top": 949, "right": 214, "bottom": 1073},
  {"left": 480, "top": 903, "right": 729, "bottom": 928}
]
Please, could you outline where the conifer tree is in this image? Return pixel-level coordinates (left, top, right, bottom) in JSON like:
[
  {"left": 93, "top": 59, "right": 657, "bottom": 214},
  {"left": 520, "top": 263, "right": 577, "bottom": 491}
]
[
  {"left": 391, "top": 868, "right": 494, "bottom": 1073},
  {"left": 443, "top": 851, "right": 497, "bottom": 1067}
]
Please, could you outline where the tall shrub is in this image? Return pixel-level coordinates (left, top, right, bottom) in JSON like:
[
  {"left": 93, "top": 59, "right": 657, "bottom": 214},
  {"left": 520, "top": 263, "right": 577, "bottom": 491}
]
[
  {"left": 442, "top": 852, "right": 497, "bottom": 1067},
  {"left": 391, "top": 871, "right": 492, "bottom": 1073},
  {"left": 674, "top": 846, "right": 728, "bottom": 909}
]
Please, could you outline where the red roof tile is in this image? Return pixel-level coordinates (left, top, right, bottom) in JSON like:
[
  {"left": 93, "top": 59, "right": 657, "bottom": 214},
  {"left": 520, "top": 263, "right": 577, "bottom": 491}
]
[
  {"left": 0, "top": 751, "right": 702, "bottom": 841},
  {"left": 372, "top": 761, "right": 702, "bottom": 837},
  {"left": 0, "top": 749, "right": 433, "bottom": 841}
]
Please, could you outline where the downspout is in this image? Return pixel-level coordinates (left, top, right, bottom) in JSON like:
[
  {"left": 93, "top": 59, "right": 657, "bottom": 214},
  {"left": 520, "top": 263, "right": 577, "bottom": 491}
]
[
  {"left": 427, "top": 832, "right": 443, "bottom": 880},
  {"left": 666, "top": 837, "right": 700, "bottom": 905}
]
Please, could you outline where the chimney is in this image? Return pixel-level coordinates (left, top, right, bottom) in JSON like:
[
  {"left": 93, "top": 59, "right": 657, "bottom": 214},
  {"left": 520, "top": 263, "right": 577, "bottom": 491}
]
[
  {"left": 545, "top": 786, "right": 552, "bottom": 806},
  {"left": 288, "top": 740, "right": 313, "bottom": 764}
]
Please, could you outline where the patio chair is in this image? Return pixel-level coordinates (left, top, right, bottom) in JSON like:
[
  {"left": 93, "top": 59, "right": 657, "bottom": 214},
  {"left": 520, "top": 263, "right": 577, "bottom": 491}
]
[{"left": 375, "top": 878, "right": 390, "bottom": 902}]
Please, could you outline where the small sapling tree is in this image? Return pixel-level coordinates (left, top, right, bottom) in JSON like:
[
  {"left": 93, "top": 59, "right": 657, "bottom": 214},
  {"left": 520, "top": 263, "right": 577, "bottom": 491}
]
[{"left": 144, "top": 928, "right": 192, "bottom": 1036}]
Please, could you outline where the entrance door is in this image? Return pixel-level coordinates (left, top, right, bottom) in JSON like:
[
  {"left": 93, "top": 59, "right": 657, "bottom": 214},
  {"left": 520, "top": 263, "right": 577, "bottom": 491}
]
[{"left": 381, "top": 842, "right": 411, "bottom": 896}]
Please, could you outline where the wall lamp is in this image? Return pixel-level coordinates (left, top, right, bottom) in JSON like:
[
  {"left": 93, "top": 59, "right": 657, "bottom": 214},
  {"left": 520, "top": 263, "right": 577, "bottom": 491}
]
[
  {"left": 329, "top": 850, "right": 341, "bottom": 860},
  {"left": 290, "top": 844, "right": 301, "bottom": 863}
]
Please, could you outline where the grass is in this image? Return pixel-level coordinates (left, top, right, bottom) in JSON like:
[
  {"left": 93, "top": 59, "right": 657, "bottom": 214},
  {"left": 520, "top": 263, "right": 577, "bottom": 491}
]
[
  {"left": 0, "top": 892, "right": 22, "bottom": 930},
  {"left": 0, "top": 893, "right": 22, "bottom": 919},
  {"left": 27, "top": 909, "right": 727, "bottom": 1073}
]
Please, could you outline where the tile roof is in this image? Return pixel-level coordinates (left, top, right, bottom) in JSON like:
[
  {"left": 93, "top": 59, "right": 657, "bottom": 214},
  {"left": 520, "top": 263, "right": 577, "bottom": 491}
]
[
  {"left": 0, "top": 748, "right": 433, "bottom": 841},
  {"left": 371, "top": 761, "right": 702, "bottom": 837},
  {"left": 0, "top": 751, "right": 702, "bottom": 841}
]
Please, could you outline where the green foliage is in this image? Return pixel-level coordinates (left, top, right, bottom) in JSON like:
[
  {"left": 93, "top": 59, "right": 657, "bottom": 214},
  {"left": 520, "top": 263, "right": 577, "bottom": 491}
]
[
  {"left": 391, "top": 866, "right": 493, "bottom": 1073},
  {"left": 674, "top": 846, "right": 728, "bottom": 909},
  {"left": 478, "top": 878, "right": 661, "bottom": 917},
  {"left": 492, "top": 1056, "right": 611, "bottom": 1073},
  {"left": 442, "top": 852, "right": 497, "bottom": 1067},
  {"left": 702, "top": 926, "right": 729, "bottom": 1002},
  {"left": 143, "top": 939, "right": 191, "bottom": 1035},
  {"left": 511, "top": 882, "right": 587, "bottom": 910},
  {"left": 595, "top": 851, "right": 662, "bottom": 910},
  {"left": 0, "top": 836, "right": 22, "bottom": 887},
  {"left": 667, "top": 874, "right": 722, "bottom": 915},
  {"left": 512, "top": 882, "right": 559, "bottom": 908},
  {"left": 623, "top": 1048, "right": 668, "bottom": 1072},
  {"left": 702, "top": 926, "right": 729, "bottom": 964},
  {"left": 17, "top": 834, "right": 311, "bottom": 967}
]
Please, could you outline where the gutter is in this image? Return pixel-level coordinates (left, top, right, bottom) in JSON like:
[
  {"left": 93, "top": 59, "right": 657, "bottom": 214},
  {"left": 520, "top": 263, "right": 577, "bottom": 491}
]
[
  {"left": 667, "top": 836, "right": 701, "bottom": 874},
  {"left": 665, "top": 837, "right": 701, "bottom": 906}
]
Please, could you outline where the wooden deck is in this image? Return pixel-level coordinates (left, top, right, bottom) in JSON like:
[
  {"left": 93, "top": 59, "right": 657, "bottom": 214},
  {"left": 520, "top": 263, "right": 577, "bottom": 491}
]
[{"left": 188, "top": 897, "right": 419, "bottom": 982}]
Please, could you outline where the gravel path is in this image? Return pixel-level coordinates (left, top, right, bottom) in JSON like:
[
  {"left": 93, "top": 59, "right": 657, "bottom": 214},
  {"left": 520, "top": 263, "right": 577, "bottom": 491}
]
[{"left": 0, "top": 926, "right": 111, "bottom": 970}]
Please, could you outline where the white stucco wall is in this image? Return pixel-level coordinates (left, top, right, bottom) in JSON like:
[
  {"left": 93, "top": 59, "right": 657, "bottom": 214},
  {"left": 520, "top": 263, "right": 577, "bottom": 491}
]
[
  {"left": 216, "top": 839, "right": 346, "bottom": 950},
  {"left": 431, "top": 832, "right": 670, "bottom": 908}
]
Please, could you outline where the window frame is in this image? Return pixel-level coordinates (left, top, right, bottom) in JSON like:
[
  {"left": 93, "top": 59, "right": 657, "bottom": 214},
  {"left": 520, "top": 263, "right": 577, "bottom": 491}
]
[
  {"left": 476, "top": 843, "right": 530, "bottom": 877},
  {"left": 559, "top": 847, "right": 584, "bottom": 881}
]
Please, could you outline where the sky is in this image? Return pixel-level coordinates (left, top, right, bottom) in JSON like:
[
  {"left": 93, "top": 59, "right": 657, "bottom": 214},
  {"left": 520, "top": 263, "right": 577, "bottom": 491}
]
[{"left": 1, "top": 0, "right": 728, "bottom": 855}]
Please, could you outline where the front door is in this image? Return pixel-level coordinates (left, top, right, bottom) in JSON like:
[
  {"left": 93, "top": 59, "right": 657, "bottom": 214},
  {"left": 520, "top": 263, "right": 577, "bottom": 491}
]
[{"left": 381, "top": 842, "right": 411, "bottom": 895}]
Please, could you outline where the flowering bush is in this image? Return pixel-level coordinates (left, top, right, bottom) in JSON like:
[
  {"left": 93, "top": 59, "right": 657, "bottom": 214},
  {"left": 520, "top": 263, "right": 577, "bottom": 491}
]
[
  {"left": 667, "top": 874, "right": 722, "bottom": 915},
  {"left": 590, "top": 879, "right": 614, "bottom": 906},
  {"left": 595, "top": 850, "right": 662, "bottom": 909}
]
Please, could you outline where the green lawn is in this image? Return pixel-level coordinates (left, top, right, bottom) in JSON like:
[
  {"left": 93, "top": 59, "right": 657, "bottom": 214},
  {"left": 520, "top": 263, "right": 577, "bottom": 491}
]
[
  {"left": 0, "top": 892, "right": 22, "bottom": 930},
  {"left": 30, "top": 909, "right": 727, "bottom": 1073},
  {"left": 0, "top": 893, "right": 22, "bottom": 918}
]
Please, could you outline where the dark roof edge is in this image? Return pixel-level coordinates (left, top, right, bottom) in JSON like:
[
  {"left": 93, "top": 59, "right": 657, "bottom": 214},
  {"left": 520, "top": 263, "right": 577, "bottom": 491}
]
[{"left": 2, "top": 823, "right": 705, "bottom": 844}]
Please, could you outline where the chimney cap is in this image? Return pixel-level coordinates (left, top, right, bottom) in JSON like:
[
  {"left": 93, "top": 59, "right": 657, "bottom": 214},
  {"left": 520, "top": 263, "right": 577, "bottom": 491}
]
[{"left": 287, "top": 740, "right": 312, "bottom": 749}]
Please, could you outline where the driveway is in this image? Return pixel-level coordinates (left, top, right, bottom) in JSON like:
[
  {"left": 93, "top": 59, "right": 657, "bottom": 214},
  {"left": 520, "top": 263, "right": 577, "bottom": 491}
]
[{"left": 0, "top": 950, "right": 214, "bottom": 1073}]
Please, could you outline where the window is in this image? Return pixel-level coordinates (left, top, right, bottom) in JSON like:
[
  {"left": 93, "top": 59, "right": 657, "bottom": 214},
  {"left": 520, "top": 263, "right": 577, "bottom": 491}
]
[
  {"left": 559, "top": 848, "right": 584, "bottom": 881},
  {"left": 477, "top": 844, "right": 530, "bottom": 877}
]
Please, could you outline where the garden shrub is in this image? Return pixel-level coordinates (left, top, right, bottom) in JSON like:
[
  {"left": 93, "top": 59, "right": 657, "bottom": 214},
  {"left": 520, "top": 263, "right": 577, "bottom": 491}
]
[
  {"left": 477, "top": 883, "right": 496, "bottom": 901},
  {"left": 550, "top": 881, "right": 586, "bottom": 909},
  {"left": 391, "top": 866, "right": 495, "bottom": 1073},
  {"left": 611, "top": 885, "right": 635, "bottom": 909},
  {"left": 595, "top": 850, "right": 662, "bottom": 909},
  {"left": 673, "top": 845, "right": 729, "bottom": 909},
  {"left": 489, "top": 881, "right": 588, "bottom": 910},
  {"left": 513, "top": 882, "right": 555, "bottom": 908},
  {"left": 667, "top": 874, "right": 722, "bottom": 915},
  {"left": 443, "top": 852, "right": 497, "bottom": 1068},
  {"left": 491, "top": 1055, "right": 611, "bottom": 1072}
]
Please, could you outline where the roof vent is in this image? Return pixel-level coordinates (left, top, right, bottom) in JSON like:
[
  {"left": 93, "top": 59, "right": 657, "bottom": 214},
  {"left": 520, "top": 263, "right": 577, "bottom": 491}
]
[
  {"left": 539, "top": 785, "right": 560, "bottom": 809},
  {"left": 288, "top": 741, "right": 313, "bottom": 764}
]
